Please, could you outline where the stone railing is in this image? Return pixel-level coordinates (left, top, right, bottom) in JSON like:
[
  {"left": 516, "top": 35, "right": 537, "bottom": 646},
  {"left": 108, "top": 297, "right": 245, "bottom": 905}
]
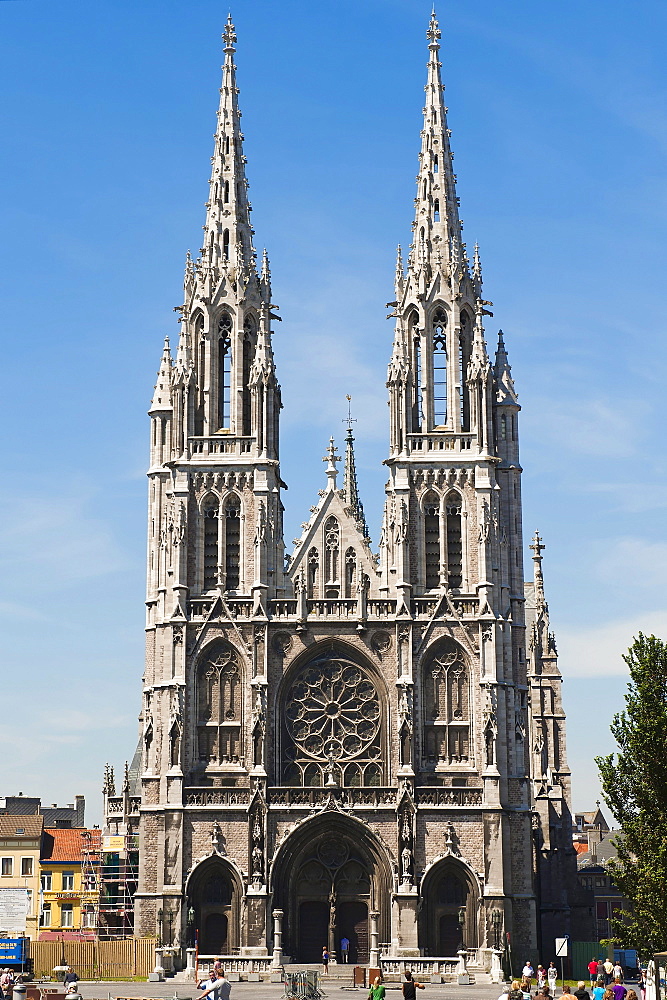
[
  {"left": 184, "top": 788, "right": 251, "bottom": 807},
  {"left": 188, "top": 598, "right": 254, "bottom": 619},
  {"left": 268, "top": 787, "right": 398, "bottom": 808},
  {"left": 196, "top": 956, "right": 273, "bottom": 974},
  {"left": 406, "top": 433, "right": 476, "bottom": 454},
  {"left": 105, "top": 796, "right": 141, "bottom": 817},
  {"left": 380, "top": 951, "right": 480, "bottom": 974},
  {"left": 412, "top": 596, "right": 479, "bottom": 618},
  {"left": 415, "top": 787, "right": 483, "bottom": 807},
  {"left": 189, "top": 436, "right": 253, "bottom": 458}
]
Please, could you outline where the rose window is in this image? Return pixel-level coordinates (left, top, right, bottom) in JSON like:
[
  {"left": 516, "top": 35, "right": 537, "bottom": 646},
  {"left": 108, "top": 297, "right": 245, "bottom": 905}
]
[{"left": 283, "top": 653, "right": 383, "bottom": 786}]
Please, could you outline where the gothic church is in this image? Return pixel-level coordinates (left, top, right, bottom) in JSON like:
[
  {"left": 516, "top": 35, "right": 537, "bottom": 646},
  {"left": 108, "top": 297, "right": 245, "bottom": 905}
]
[{"left": 104, "top": 15, "right": 583, "bottom": 971}]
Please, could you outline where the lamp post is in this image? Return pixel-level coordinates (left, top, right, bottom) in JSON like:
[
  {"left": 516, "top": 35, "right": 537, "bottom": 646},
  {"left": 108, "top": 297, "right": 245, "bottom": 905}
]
[
  {"left": 457, "top": 906, "right": 469, "bottom": 985},
  {"left": 157, "top": 907, "right": 164, "bottom": 947},
  {"left": 490, "top": 910, "right": 503, "bottom": 984}
]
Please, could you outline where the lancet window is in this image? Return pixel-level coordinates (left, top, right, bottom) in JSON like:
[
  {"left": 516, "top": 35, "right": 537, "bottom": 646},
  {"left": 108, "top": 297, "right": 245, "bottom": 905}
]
[
  {"left": 281, "top": 650, "right": 384, "bottom": 787},
  {"left": 345, "top": 547, "right": 357, "bottom": 599},
  {"left": 224, "top": 496, "right": 241, "bottom": 592},
  {"left": 422, "top": 639, "right": 470, "bottom": 767},
  {"left": 324, "top": 516, "right": 340, "bottom": 596},
  {"left": 197, "top": 643, "right": 243, "bottom": 765},
  {"left": 423, "top": 491, "right": 441, "bottom": 590},
  {"left": 194, "top": 314, "right": 205, "bottom": 436},
  {"left": 217, "top": 312, "right": 232, "bottom": 430},
  {"left": 307, "top": 548, "right": 319, "bottom": 598},
  {"left": 242, "top": 315, "right": 254, "bottom": 437},
  {"left": 432, "top": 308, "right": 448, "bottom": 426},
  {"left": 445, "top": 495, "right": 463, "bottom": 589},
  {"left": 459, "top": 311, "right": 471, "bottom": 431},
  {"left": 202, "top": 497, "right": 219, "bottom": 591},
  {"left": 410, "top": 311, "right": 423, "bottom": 432}
]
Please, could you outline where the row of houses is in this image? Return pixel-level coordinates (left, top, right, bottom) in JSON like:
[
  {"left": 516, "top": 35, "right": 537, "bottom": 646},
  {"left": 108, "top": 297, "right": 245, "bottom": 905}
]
[{"left": 0, "top": 795, "right": 137, "bottom": 940}]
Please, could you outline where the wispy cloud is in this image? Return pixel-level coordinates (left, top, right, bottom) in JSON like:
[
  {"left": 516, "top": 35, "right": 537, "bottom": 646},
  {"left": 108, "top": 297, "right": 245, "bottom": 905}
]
[
  {"left": 0, "top": 487, "right": 128, "bottom": 587},
  {"left": 558, "top": 611, "right": 667, "bottom": 678}
]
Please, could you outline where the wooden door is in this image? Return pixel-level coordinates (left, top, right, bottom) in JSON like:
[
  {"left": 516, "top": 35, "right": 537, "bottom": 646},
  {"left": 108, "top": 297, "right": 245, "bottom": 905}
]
[
  {"left": 439, "top": 913, "right": 461, "bottom": 956},
  {"left": 298, "top": 901, "right": 329, "bottom": 963},
  {"left": 203, "top": 912, "right": 228, "bottom": 954},
  {"left": 338, "top": 901, "right": 368, "bottom": 963}
]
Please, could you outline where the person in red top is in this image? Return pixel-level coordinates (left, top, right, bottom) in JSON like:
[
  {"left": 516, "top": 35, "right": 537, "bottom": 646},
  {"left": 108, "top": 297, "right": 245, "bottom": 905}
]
[{"left": 589, "top": 962, "right": 601, "bottom": 989}]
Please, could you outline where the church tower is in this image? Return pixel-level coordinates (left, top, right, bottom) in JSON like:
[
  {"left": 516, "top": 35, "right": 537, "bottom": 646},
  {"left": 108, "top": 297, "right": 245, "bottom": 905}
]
[{"left": 105, "top": 14, "right": 584, "bottom": 972}]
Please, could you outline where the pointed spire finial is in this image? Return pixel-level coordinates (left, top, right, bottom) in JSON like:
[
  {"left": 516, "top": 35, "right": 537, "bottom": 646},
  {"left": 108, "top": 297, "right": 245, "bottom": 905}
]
[
  {"left": 322, "top": 436, "right": 340, "bottom": 490},
  {"left": 427, "top": 9, "right": 441, "bottom": 44},
  {"left": 223, "top": 13, "right": 236, "bottom": 52},
  {"left": 530, "top": 530, "right": 546, "bottom": 606},
  {"left": 473, "top": 242, "right": 482, "bottom": 282},
  {"left": 342, "top": 398, "right": 371, "bottom": 541}
]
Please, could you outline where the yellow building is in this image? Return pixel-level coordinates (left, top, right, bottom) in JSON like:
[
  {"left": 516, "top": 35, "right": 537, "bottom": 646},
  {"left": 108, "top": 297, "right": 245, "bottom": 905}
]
[
  {"left": 0, "top": 815, "right": 43, "bottom": 938},
  {"left": 39, "top": 828, "right": 101, "bottom": 938}
]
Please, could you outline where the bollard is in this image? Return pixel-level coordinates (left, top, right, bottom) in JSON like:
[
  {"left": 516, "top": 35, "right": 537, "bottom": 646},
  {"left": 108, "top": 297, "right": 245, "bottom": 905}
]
[{"left": 13, "top": 984, "right": 27, "bottom": 1000}]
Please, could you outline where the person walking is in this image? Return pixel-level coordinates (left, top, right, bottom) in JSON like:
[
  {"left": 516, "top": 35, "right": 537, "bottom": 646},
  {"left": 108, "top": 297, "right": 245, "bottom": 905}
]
[
  {"left": 548, "top": 963, "right": 558, "bottom": 994},
  {"left": 613, "top": 964, "right": 623, "bottom": 984},
  {"left": 589, "top": 961, "right": 600, "bottom": 989},
  {"left": 523, "top": 964, "right": 535, "bottom": 987},
  {"left": 592, "top": 981, "right": 606, "bottom": 1000},
  {"left": 604, "top": 960, "right": 614, "bottom": 986},
  {"left": 597, "top": 963, "right": 605, "bottom": 985},
  {"left": 63, "top": 969, "right": 79, "bottom": 991},
  {"left": 322, "top": 947, "right": 329, "bottom": 975},
  {"left": 340, "top": 937, "right": 350, "bottom": 964},
  {"left": 402, "top": 970, "right": 425, "bottom": 1000},
  {"left": 369, "top": 976, "right": 385, "bottom": 1000},
  {"left": 611, "top": 978, "right": 627, "bottom": 1000},
  {"left": 509, "top": 980, "right": 525, "bottom": 1000},
  {"left": 537, "top": 966, "right": 547, "bottom": 990},
  {"left": 574, "top": 981, "right": 591, "bottom": 1000},
  {"left": 199, "top": 968, "right": 232, "bottom": 1000}
]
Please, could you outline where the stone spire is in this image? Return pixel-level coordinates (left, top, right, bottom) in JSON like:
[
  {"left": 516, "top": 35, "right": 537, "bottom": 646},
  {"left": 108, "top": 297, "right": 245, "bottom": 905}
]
[
  {"left": 409, "top": 11, "right": 465, "bottom": 274},
  {"left": 202, "top": 14, "right": 255, "bottom": 273},
  {"left": 149, "top": 337, "right": 173, "bottom": 413},
  {"left": 342, "top": 398, "right": 371, "bottom": 542},
  {"left": 494, "top": 329, "right": 518, "bottom": 405},
  {"left": 530, "top": 530, "right": 546, "bottom": 609}
]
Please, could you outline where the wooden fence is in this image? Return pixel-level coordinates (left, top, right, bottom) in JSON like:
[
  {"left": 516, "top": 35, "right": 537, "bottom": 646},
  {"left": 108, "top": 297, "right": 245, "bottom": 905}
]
[{"left": 29, "top": 939, "right": 156, "bottom": 980}]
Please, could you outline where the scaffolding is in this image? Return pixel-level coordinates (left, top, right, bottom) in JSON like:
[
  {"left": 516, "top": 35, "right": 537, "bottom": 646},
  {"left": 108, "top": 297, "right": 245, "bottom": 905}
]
[
  {"left": 79, "top": 830, "right": 102, "bottom": 940},
  {"left": 97, "top": 834, "right": 139, "bottom": 939}
]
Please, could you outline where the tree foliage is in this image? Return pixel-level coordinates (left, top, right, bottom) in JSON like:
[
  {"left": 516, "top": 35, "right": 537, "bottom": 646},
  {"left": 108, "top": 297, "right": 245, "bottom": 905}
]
[{"left": 595, "top": 633, "right": 667, "bottom": 957}]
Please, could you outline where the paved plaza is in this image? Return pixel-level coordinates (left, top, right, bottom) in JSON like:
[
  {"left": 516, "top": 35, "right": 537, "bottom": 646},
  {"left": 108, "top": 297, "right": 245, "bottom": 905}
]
[{"left": 76, "top": 981, "right": 507, "bottom": 1000}]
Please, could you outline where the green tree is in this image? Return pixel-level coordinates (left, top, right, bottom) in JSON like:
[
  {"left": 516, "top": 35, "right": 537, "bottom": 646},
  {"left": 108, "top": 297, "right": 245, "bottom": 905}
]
[{"left": 595, "top": 633, "right": 667, "bottom": 957}]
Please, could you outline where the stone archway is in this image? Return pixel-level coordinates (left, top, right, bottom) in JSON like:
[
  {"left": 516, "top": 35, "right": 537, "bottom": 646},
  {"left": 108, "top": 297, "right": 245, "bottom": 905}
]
[
  {"left": 186, "top": 856, "right": 242, "bottom": 956},
  {"left": 419, "top": 857, "right": 480, "bottom": 957},
  {"left": 270, "top": 813, "right": 391, "bottom": 964}
]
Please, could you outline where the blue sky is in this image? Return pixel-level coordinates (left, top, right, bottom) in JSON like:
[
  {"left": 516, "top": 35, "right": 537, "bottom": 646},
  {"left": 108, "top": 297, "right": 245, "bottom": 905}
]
[{"left": 1, "top": 0, "right": 665, "bottom": 826}]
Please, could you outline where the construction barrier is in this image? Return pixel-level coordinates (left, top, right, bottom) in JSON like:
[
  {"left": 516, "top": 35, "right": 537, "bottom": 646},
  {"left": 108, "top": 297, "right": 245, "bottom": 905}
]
[{"left": 29, "top": 939, "right": 156, "bottom": 980}]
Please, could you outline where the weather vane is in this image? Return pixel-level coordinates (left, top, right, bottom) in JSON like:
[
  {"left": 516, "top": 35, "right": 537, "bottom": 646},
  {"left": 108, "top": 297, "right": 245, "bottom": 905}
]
[{"left": 343, "top": 394, "right": 357, "bottom": 434}]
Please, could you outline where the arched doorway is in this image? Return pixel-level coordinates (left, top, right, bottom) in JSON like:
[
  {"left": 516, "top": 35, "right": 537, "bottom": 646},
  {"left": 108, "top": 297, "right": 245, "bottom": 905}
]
[
  {"left": 186, "top": 857, "right": 241, "bottom": 955},
  {"left": 271, "top": 814, "right": 391, "bottom": 964},
  {"left": 420, "top": 858, "right": 479, "bottom": 957}
]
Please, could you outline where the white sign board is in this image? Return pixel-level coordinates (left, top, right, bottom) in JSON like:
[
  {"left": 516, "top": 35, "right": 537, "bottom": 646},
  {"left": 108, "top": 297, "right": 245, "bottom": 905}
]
[
  {"left": 0, "top": 888, "right": 29, "bottom": 934},
  {"left": 555, "top": 937, "right": 569, "bottom": 957}
]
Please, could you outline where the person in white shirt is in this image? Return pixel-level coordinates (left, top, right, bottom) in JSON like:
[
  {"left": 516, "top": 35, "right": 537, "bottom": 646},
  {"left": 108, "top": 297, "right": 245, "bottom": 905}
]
[{"left": 199, "top": 970, "right": 232, "bottom": 1000}]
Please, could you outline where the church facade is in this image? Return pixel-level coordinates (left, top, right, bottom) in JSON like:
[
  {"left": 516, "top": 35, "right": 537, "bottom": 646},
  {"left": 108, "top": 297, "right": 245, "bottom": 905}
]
[{"left": 104, "top": 15, "right": 584, "bottom": 969}]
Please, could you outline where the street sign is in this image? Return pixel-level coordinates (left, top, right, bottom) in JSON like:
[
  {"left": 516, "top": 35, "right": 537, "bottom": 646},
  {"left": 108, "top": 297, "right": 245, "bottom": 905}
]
[{"left": 555, "top": 937, "right": 569, "bottom": 957}]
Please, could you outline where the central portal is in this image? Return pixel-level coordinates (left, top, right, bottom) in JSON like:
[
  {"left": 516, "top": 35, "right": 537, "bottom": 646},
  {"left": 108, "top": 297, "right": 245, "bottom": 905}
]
[{"left": 292, "top": 836, "right": 371, "bottom": 963}]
